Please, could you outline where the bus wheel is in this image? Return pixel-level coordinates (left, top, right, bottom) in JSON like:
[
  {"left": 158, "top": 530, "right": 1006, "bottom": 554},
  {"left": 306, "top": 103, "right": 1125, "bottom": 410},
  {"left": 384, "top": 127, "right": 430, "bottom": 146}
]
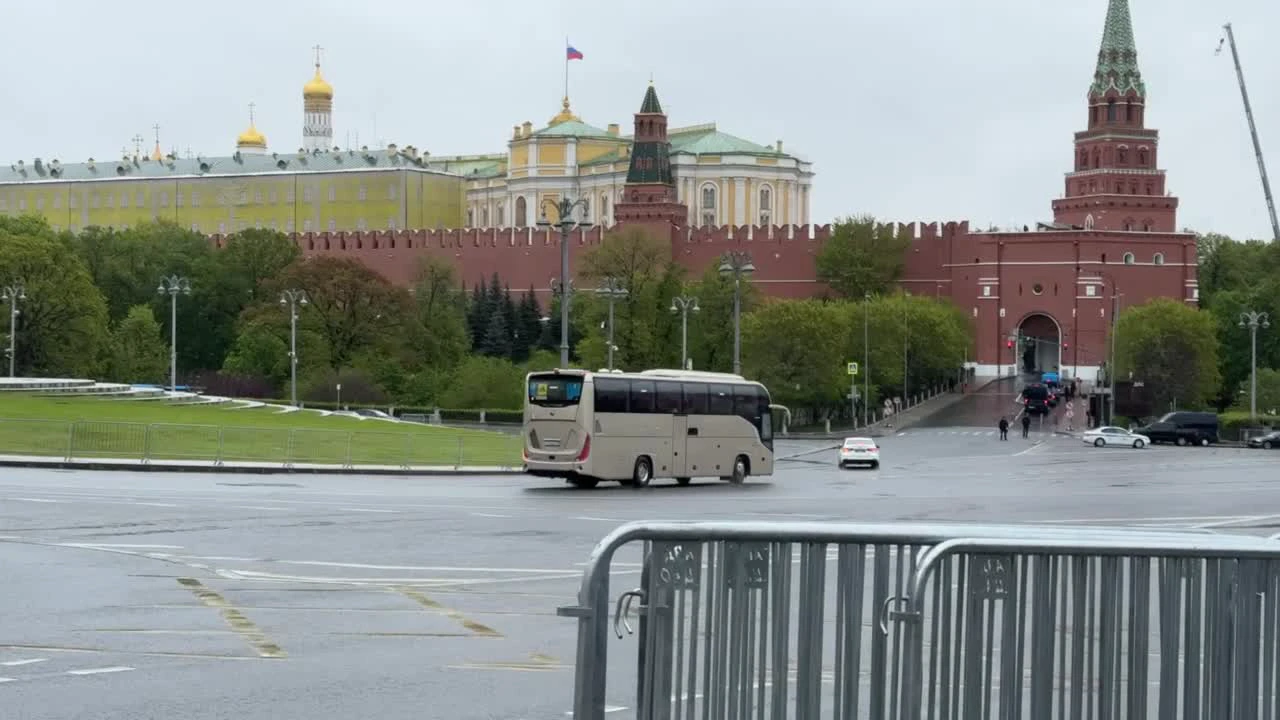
[
  {"left": 729, "top": 456, "right": 748, "bottom": 485},
  {"left": 676, "top": 477, "right": 692, "bottom": 486},
  {"left": 569, "top": 476, "right": 599, "bottom": 489},
  {"left": 632, "top": 457, "right": 653, "bottom": 488}
]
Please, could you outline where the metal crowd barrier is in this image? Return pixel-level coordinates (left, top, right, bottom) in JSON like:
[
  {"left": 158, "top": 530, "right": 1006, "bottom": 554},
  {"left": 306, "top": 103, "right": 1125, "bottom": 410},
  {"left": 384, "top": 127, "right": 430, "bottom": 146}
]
[{"left": 560, "top": 521, "right": 1280, "bottom": 720}]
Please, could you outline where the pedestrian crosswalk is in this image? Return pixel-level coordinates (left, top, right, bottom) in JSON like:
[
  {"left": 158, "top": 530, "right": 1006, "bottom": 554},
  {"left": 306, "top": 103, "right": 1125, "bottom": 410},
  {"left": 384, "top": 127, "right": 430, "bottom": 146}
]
[{"left": 895, "top": 428, "right": 1079, "bottom": 440}]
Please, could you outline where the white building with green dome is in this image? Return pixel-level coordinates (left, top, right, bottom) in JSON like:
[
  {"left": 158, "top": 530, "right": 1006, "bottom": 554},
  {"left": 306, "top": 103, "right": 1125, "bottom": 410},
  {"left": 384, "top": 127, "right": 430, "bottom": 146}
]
[{"left": 448, "top": 92, "right": 814, "bottom": 230}]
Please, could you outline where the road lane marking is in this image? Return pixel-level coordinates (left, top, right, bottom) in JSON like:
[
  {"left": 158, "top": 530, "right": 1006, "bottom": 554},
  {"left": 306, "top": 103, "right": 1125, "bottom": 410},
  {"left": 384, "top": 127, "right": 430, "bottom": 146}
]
[
  {"left": 394, "top": 587, "right": 503, "bottom": 638},
  {"left": 0, "top": 659, "right": 46, "bottom": 667},
  {"left": 63, "top": 543, "right": 184, "bottom": 550},
  {"left": 0, "top": 678, "right": 15, "bottom": 683},
  {"left": 12, "top": 498, "right": 59, "bottom": 503},
  {"left": 572, "top": 516, "right": 622, "bottom": 522},
  {"left": 277, "top": 561, "right": 588, "bottom": 574},
  {"left": 176, "top": 578, "right": 287, "bottom": 659},
  {"left": 66, "top": 666, "right": 134, "bottom": 676},
  {"left": 340, "top": 508, "right": 398, "bottom": 513},
  {"left": 1013, "top": 441, "right": 1046, "bottom": 456},
  {"left": 470, "top": 512, "right": 511, "bottom": 518}
]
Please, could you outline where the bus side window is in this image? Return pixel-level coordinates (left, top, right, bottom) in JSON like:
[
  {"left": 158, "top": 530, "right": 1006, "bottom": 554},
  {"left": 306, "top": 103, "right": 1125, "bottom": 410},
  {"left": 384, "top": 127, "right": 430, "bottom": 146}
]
[
  {"left": 630, "top": 380, "right": 656, "bottom": 413},
  {"left": 654, "top": 381, "right": 682, "bottom": 414},
  {"left": 708, "top": 384, "right": 734, "bottom": 415},
  {"left": 594, "top": 378, "right": 629, "bottom": 413},
  {"left": 682, "top": 383, "right": 709, "bottom": 415},
  {"left": 734, "top": 385, "right": 757, "bottom": 419}
]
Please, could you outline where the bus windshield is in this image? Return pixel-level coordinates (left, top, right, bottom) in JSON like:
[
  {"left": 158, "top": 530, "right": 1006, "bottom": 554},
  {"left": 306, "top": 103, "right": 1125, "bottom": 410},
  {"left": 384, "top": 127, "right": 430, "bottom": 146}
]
[{"left": 527, "top": 373, "right": 584, "bottom": 407}]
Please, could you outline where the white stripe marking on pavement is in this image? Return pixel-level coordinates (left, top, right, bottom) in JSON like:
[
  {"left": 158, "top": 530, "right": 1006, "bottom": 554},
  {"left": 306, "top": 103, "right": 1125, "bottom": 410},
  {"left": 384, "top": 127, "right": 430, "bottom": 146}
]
[
  {"left": 0, "top": 659, "right": 46, "bottom": 667},
  {"left": 66, "top": 666, "right": 134, "bottom": 676},
  {"left": 12, "top": 498, "right": 58, "bottom": 503},
  {"left": 0, "top": 677, "right": 15, "bottom": 683},
  {"left": 471, "top": 513, "right": 511, "bottom": 518},
  {"left": 340, "top": 508, "right": 398, "bottom": 513}
]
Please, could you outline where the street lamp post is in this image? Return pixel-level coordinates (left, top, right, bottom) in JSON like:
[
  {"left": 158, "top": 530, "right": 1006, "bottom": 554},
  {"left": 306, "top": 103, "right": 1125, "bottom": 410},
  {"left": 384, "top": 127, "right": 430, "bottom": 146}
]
[
  {"left": 1, "top": 282, "right": 25, "bottom": 378},
  {"left": 902, "top": 292, "right": 909, "bottom": 406},
  {"left": 280, "top": 289, "right": 308, "bottom": 407},
  {"left": 596, "top": 277, "right": 628, "bottom": 371},
  {"left": 863, "top": 292, "right": 870, "bottom": 427},
  {"left": 1239, "top": 310, "right": 1271, "bottom": 420},
  {"left": 537, "top": 197, "right": 592, "bottom": 367},
  {"left": 670, "top": 295, "right": 700, "bottom": 370},
  {"left": 156, "top": 275, "right": 191, "bottom": 392},
  {"left": 718, "top": 251, "right": 755, "bottom": 375}
]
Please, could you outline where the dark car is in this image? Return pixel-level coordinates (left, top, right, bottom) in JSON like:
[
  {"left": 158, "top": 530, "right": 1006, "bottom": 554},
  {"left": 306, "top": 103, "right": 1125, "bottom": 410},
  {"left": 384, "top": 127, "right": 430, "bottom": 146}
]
[
  {"left": 1134, "top": 411, "right": 1220, "bottom": 446},
  {"left": 1022, "top": 383, "right": 1051, "bottom": 415},
  {"left": 1247, "top": 430, "right": 1280, "bottom": 450}
]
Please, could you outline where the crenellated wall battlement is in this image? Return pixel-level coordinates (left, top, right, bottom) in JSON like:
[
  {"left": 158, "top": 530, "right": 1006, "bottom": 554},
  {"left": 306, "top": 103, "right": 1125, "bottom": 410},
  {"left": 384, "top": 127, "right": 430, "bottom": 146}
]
[{"left": 206, "top": 219, "right": 975, "bottom": 297}]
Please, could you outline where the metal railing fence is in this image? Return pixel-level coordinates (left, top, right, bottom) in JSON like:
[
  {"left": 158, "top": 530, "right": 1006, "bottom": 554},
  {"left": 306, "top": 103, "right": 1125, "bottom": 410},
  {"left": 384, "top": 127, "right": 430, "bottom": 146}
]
[
  {"left": 0, "top": 418, "right": 521, "bottom": 469},
  {"left": 561, "top": 521, "right": 1280, "bottom": 720}
]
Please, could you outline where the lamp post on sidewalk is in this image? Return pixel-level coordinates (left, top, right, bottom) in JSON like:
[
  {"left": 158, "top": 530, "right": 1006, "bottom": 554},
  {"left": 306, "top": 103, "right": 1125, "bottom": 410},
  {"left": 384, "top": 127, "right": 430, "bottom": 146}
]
[
  {"left": 1, "top": 282, "right": 25, "bottom": 378},
  {"left": 596, "top": 277, "right": 628, "bottom": 371},
  {"left": 718, "top": 251, "right": 755, "bottom": 375},
  {"left": 1239, "top": 310, "right": 1271, "bottom": 420},
  {"left": 670, "top": 295, "right": 699, "bottom": 370},
  {"left": 863, "top": 292, "right": 870, "bottom": 427},
  {"left": 157, "top": 275, "right": 191, "bottom": 392},
  {"left": 280, "top": 289, "right": 308, "bottom": 407},
  {"left": 537, "top": 196, "right": 591, "bottom": 367}
]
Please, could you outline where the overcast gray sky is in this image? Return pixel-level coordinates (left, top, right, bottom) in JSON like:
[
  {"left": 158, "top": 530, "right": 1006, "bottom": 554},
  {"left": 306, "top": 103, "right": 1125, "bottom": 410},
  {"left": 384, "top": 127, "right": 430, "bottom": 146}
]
[{"left": 3, "top": 0, "right": 1276, "bottom": 240}]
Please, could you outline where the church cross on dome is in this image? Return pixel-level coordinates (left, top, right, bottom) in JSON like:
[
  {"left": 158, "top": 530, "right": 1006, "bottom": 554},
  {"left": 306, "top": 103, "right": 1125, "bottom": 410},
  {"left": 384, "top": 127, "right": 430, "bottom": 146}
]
[{"left": 313, "top": 44, "right": 324, "bottom": 70}]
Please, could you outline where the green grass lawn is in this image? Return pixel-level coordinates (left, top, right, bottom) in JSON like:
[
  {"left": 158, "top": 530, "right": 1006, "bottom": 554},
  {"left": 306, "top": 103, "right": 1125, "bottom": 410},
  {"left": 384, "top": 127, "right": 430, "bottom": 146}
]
[{"left": 0, "top": 394, "right": 522, "bottom": 467}]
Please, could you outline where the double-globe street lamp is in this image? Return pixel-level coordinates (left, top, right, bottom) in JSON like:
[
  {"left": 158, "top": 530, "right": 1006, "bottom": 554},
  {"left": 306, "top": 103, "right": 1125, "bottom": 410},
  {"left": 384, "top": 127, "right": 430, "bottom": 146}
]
[
  {"left": 718, "top": 251, "right": 755, "bottom": 375},
  {"left": 280, "top": 289, "right": 308, "bottom": 407},
  {"left": 537, "top": 196, "right": 592, "bottom": 367},
  {"left": 2, "top": 282, "right": 26, "bottom": 378},
  {"left": 157, "top": 275, "right": 191, "bottom": 392},
  {"left": 670, "top": 295, "right": 700, "bottom": 371},
  {"left": 1239, "top": 310, "right": 1271, "bottom": 420},
  {"left": 596, "top": 277, "right": 628, "bottom": 371}
]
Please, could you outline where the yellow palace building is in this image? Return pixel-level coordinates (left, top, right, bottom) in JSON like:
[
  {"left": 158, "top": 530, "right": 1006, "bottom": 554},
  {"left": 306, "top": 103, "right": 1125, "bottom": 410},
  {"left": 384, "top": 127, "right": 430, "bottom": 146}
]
[{"left": 0, "top": 56, "right": 813, "bottom": 234}]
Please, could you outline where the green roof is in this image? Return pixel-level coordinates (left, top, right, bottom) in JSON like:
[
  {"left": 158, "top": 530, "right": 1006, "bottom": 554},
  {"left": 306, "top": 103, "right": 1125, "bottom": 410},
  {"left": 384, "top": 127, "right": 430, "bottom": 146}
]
[
  {"left": 1090, "top": 0, "right": 1145, "bottom": 97},
  {"left": 427, "top": 154, "right": 506, "bottom": 178},
  {"left": 639, "top": 84, "right": 663, "bottom": 114},
  {"left": 669, "top": 126, "right": 778, "bottom": 157},
  {"left": 531, "top": 119, "right": 615, "bottom": 139},
  {"left": 0, "top": 148, "right": 454, "bottom": 185}
]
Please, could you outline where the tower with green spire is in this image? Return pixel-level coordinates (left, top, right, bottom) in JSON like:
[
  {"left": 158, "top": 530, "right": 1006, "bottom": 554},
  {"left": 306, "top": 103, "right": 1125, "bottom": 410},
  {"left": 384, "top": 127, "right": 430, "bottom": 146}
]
[
  {"left": 1051, "top": 0, "right": 1178, "bottom": 234},
  {"left": 614, "top": 81, "right": 688, "bottom": 228}
]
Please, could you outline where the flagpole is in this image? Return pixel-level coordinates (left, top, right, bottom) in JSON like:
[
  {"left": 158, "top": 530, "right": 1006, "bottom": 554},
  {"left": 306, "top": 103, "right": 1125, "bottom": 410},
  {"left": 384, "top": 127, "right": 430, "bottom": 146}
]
[{"left": 564, "top": 37, "right": 569, "bottom": 101}]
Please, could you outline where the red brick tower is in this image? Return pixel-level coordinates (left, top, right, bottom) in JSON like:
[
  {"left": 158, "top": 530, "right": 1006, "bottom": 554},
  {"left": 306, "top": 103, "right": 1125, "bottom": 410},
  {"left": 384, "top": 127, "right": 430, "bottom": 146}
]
[
  {"left": 1051, "top": 0, "right": 1178, "bottom": 233},
  {"left": 613, "top": 82, "right": 688, "bottom": 229}
]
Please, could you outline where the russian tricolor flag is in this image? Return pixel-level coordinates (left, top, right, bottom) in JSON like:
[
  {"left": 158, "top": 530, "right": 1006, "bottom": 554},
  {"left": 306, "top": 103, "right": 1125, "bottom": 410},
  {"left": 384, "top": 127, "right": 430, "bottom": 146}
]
[{"left": 566, "top": 44, "right": 584, "bottom": 61}]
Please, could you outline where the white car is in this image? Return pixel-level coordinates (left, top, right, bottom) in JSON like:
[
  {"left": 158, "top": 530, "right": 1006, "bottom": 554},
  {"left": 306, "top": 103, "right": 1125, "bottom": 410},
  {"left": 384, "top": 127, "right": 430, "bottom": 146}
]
[
  {"left": 1082, "top": 426, "right": 1151, "bottom": 449},
  {"left": 838, "top": 437, "right": 880, "bottom": 469}
]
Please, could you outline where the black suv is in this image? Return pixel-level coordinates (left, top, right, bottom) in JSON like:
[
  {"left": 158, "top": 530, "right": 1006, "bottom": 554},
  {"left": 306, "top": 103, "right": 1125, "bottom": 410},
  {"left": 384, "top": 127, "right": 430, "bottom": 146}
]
[
  {"left": 1022, "top": 383, "right": 1051, "bottom": 415},
  {"left": 1134, "top": 411, "right": 1220, "bottom": 446}
]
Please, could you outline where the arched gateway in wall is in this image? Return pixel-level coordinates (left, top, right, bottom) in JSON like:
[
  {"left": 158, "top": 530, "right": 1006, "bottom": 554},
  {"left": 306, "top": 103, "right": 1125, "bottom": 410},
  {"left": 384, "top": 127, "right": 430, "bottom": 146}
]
[{"left": 1016, "top": 313, "right": 1062, "bottom": 375}]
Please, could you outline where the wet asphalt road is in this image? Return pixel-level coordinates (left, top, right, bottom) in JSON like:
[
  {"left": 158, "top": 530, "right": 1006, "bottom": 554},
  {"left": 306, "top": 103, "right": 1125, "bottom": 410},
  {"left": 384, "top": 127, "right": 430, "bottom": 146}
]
[{"left": 2, "top": 420, "right": 1278, "bottom": 719}]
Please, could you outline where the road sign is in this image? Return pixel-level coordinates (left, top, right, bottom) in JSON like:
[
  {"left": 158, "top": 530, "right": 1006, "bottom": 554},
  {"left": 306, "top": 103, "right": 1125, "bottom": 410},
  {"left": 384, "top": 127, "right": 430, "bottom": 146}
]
[{"left": 847, "top": 362, "right": 858, "bottom": 376}]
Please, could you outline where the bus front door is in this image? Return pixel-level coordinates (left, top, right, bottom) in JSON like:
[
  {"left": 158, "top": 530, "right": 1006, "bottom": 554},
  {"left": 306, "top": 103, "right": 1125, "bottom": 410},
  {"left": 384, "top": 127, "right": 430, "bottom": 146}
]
[{"left": 671, "top": 414, "right": 689, "bottom": 478}]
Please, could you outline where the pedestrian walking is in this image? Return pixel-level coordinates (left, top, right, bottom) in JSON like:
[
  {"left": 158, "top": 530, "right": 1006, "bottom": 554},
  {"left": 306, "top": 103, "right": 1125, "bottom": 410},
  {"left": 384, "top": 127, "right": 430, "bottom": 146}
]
[
  {"left": 998, "top": 417, "right": 1009, "bottom": 440},
  {"left": 1021, "top": 414, "right": 1031, "bottom": 438}
]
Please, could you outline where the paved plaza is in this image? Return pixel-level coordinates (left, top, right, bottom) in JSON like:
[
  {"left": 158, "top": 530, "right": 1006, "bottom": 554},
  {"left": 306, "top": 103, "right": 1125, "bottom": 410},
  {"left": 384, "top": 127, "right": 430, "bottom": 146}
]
[{"left": 0, "top": 421, "right": 1276, "bottom": 719}]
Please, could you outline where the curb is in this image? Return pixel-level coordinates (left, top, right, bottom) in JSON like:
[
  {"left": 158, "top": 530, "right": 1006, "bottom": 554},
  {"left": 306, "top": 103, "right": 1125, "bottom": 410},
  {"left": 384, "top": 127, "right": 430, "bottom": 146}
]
[{"left": 0, "top": 458, "right": 524, "bottom": 476}]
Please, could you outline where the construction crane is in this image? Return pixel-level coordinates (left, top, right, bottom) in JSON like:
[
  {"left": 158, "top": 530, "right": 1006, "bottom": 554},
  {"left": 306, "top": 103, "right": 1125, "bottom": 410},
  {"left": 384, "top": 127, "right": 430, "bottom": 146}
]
[{"left": 1217, "top": 23, "right": 1280, "bottom": 242}]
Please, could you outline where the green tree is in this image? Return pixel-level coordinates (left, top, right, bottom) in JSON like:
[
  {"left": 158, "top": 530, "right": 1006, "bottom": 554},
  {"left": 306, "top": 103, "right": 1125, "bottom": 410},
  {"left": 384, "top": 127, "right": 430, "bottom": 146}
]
[
  {"left": 1115, "top": 297, "right": 1221, "bottom": 411},
  {"left": 215, "top": 229, "right": 302, "bottom": 302},
  {"left": 439, "top": 354, "right": 525, "bottom": 409},
  {"left": 576, "top": 226, "right": 684, "bottom": 370},
  {"left": 275, "top": 255, "right": 410, "bottom": 371},
  {"left": 742, "top": 299, "right": 849, "bottom": 415},
  {"left": 407, "top": 256, "right": 470, "bottom": 371},
  {"left": 108, "top": 305, "right": 169, "bottom": 383},
  {"left": 682, "top": 263, "right": 761, "bottom": 372},
  {"left": 814, "top": 216, "right": 912, "bottom": 298},
  {"left": 1235, "top": 367, "right": 1280, "bottom": 415},
  {"left": 0, "top": 222, "right": 110, "bottom": 377},
  {"left": 221, "top": 321, "right": 291, "bottom": 389}
]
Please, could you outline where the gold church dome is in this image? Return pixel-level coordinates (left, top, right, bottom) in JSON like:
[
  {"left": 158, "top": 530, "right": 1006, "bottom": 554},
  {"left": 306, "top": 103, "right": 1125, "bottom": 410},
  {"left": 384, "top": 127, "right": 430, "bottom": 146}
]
[
  {"left": 304, "top": 68, "right": 334, "bottom": 100},
  {"left": 237, "top": 124, "right": 267, "bottom": 148}
]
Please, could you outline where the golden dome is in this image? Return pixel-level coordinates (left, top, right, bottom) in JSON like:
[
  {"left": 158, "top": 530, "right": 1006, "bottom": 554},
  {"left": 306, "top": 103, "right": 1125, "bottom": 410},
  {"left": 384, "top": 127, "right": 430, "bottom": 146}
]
[
  {"left": 237, "top": 124, "right": 267, "bottom": 149},
  {"left": 304, "top": 66, "right": 334, "bottom": 100}
]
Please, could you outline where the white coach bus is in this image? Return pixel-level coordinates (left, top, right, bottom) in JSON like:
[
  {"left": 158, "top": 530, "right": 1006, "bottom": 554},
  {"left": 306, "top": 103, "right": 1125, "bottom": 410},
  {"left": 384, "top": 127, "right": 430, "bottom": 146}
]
[{"left": 522, "top": 368, "right": 783, "bottom": 489}]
